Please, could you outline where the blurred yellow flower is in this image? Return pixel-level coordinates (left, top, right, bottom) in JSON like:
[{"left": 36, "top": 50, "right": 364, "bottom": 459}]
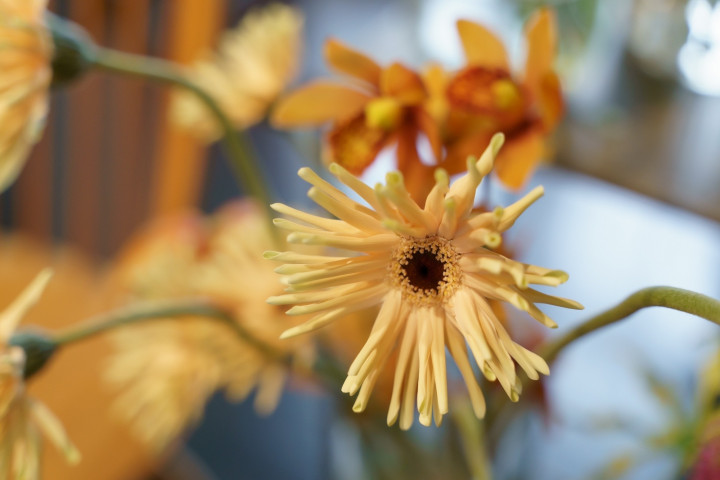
[
  {"left": 267, "top": 134, "right": 582, "bottom": 429},
  {"left": 0, "top": 0, "right": 53, "bottom": 192},
  {"left": 171, "top": 3, "right": 303, "bottom": 141},
  {"left": 105, "top": 202, "right": 312, "bottom": 452},
  {"left": 0, "top": 270, "right": 80, "bottom": 479}
]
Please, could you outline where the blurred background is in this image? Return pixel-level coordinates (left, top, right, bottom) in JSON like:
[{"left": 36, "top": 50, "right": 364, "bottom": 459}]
[{"left": 2, "top": 0, "right": 720, "bottom": 478}]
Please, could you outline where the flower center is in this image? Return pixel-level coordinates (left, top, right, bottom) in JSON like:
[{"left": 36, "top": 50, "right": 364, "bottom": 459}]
[{"left": 391, "top": 236, "right": 461, "bottom": 305}]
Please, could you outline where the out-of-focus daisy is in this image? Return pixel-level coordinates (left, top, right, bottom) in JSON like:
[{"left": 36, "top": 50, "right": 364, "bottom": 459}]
[
  {"left": 105, "top": 202, "right": 312, "bottom": 452},
  {"left": 171, "top": 3, "right": 303, "bottom": 140},
  {"left": 272, "top": 38, "right": 443, "bottom": 201},
  {"left": 0, "top": 0, "right": 53, "bottom": 192},
  {"left": 267, "top": 133, "right": 582, "bottom": 429},
  {"left": 439, "top": 9, "right": 564, "bottom": 189},
  {"left": 0, "top": 270, "right": 80, "bottom": 479}
]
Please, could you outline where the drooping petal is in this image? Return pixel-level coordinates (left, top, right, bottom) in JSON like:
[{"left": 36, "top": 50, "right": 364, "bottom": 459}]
[
  {"left": 395, "top": 124, "right": 436, "bottom": 204},
  {"left": 537, "top": 71, "right": 564, "bottom": 130},
  {"left": 271, "top": 81, "right": 372, "bottom": 127},
  {"left": 324, "top": 38, "right": 382, "bottom": 87},
  {"left": 493, "top": 124, "right": 545, "bottom": 190},
  {"left": 456, "top": 19, "right": 510, "bottom": 71}
]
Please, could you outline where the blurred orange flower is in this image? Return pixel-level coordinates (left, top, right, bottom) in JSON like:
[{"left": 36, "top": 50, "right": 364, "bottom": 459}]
[
  {"left": 272, "top": 39, "right": 443, "bottom": 201},
  {"left": 273, "top": 8, "right": 563, "bottom": 197},
  {"left": 440, "top": 9, "right": 564, "bottom": 189}
]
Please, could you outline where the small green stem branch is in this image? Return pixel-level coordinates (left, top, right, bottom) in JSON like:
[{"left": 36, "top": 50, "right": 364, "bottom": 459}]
[
  {"left": 88, "top": 47, "right": 274, "bottom": 219},
  {"left": 540, "top": 287, "right": 720, "bottom": 365},
  {"left": 53, "top": 300, "right": 286, "bottom": 364}
]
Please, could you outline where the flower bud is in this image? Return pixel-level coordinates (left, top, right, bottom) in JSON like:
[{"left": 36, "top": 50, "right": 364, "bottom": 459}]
[
  {"left": 46, "top": 13, "right": 97, "bottom": 87},
  {"left": 8, "top": 330, "right": 58, "bottom": 379}
]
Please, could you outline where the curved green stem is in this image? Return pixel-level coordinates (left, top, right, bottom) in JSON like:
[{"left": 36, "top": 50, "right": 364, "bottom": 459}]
[
  {"left": 53, "top": 300, "right": 287, "bottom": 363},
  {"left": 88, "top": 46, "right": 275, "bottom": 223},
  {"left": 539, "top": 287, "right": 720, "bottom": 365}
]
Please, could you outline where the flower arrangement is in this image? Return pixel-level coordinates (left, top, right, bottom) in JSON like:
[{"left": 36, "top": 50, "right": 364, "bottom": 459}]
[{"left": 0, "top": 1, "right": 719, "bottom": 479}]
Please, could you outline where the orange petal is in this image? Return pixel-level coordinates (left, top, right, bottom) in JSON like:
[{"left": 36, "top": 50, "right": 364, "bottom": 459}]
[
  {"left": 442, "top": 133, "right": 494, "bottom": 176},
  {"left": 493, "top": 126, "right": 545, "bottom": 190},
  {"left": 524, "top": 8, "right": 557, "bottom": 96},
  {"left": 456, "top": 19, "right": 510, "bottom": 71},
  {"left": 396, "top": 126, "right": 435, "bottom": 204},
  {"left": 271, "top": 81, "right": 372, "bottom": 127},
  {"left": 380, "top": 63, "right": 427, "bottom": 105},
  {"left": 327, "top": 113, "right": 388, "bottom": 174},
  {"left": 324, "top": 38, "right": 382, "bottom": 86},
  {"left": 537, "top": 71, "right": 564, "bottom": 130},
  {"left": 415, "top": 108, "right": 443, "bottom": 162}
]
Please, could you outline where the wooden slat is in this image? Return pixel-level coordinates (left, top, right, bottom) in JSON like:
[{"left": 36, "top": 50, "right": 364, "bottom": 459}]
[
  {"left": 151, "top": 0, "right": 225, "bottom": 216},
  {"left": 64, "top": 0, "right": 108, "bottom": 257},
  {"left": 103, "top": 0, "right": 153, "bottom": 255}
]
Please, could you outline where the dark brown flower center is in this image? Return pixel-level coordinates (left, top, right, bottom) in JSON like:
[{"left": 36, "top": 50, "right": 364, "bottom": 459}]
[
  {"left": 401, "top": 250, "right": 445, "bottom": 292},
  {"left": 391, "top": 236, "right": 461, "bottom": 305}
]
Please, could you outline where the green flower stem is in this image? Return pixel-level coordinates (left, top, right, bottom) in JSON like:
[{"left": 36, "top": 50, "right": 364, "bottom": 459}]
[
  {"left": 88, "top": 46, "right": 274, "bottom": 222},
  {"left": 52, "top": 300, "right": 286, "bottom": 364},
  {"left": 451, "top": 400, "right": 493, "bottom": 480},
  {"left": 539, "top": 287, "right": 720, "bottom": 365}
]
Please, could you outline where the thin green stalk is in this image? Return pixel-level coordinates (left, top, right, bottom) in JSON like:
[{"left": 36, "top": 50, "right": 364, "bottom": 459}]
[
  {"left": 89, "top": 47, "right": 275, "bottom": 222},
  {"left": 53, "top": 299, "right": 287, "bottom": 364},
  {"left": 540, "top": 287, "right": 720, "bottom": 365}
]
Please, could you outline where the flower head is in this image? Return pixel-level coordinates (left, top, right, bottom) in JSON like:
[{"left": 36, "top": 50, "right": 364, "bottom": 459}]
[
  {"left": 0, "top": 270, "right": 80, "bottom": 479},
  {"left": 267, "top": 133, "right": 582, "bottom": 429},
  {"left": 271, "top": 39, "right": 442, "bottom": 200},
  {"left": 0, "top": 0, "right": 53, "bottom": 192},
  {"left": 171, "top": 3, "right": 303, "bottom": 140},
  {"left": 440, "top": 9, "right": 564, "bottom": 189},
  {"left": 105, "top": 202, "right": 312, "bottom": 451}
]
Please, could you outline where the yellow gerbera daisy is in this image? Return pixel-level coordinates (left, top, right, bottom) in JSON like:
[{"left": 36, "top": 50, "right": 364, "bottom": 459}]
[
  {"left": 0, "top": 0, "right": 53, "bottom": 192},
  {"left": 171, "top": 3, "right": 303, "bottom": 140},
  {"left": 267, "top": 133, "right": 582, "bottom": 429},
  {"left": 0, "top": 270, "right": 80, "bottom": 479},
  {"left": 105, "top": 202, "right": 312, "bottom": 451}
]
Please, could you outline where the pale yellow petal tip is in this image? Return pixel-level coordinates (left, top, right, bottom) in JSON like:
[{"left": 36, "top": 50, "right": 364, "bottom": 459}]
[
  {"left": 66, "top": 447, "right": 82, "bottom": 465},
  {"left": 485, "top": 232, "right": 502, "bottom": 249},
  {"left": 279, "top": 328, "right": 300, "bottom": 339},
  {"left": 546, "top": 270, "right": 569, "bottom": 284},
  {"left": 386, "top": 171, "right": 404, "bottom": 187},
  {"left": 352, "top": 400, "right": 367, "bottom": 413},
  {"left": 328, "top": 163, "right": 344, "bottom": 175},
  {"left": 269, "top": 203, "right": 284, "bottom": 212},
  {"left": 490, "top": 132, "right": 505, "bottom": 154},
  {"left": 263, "top": 251, "right": 281, "bottom": 259},
  {"left": 509, "top": 389, "right": 520, "bottom": 403},
  {"left": 434, "top": 168, "right": 449, "bottom": 185}
]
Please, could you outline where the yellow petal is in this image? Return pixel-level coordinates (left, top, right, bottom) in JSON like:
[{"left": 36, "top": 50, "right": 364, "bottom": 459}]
[
  {"left": 324, "top": 38, "right": 382, "bottom": 86},
  {"left": 456, "top": 19, "right": 510, "bottom": 71},
  {"left": 380, "top": 63, "right": 427, "bottom": 105},
  {"left": 0, "top": 268, "right": 52, "bottom": 342},
  {"left": 271, "top": 81, "right": 372, "bottom": 127},
  {"left": 523, "top": 8, "right": 558, "bottom": 96}
]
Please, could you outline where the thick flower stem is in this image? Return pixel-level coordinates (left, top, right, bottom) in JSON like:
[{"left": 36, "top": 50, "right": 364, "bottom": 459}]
[
  {"left": 88, "top": 46, "right": 275, "bottom": 222},
  {"left": 52, "top": 300, "right": 287, "bottom": 363},
  {"left": 539, "top": 287, "right": 720, "bottom": 365}
]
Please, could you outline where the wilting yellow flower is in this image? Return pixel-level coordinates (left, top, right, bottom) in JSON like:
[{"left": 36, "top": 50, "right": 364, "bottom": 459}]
[
  {"left": 0, "top": 270, "right": 80, "bottom": 478},
  {"left": 0, "top": 0, "right": 53, "bottom": 192},
  {"left": 440, "top": 9, "right": 564, "bottom": 189},
  {"left": 105, "top": 203, "right": 311, "bottom": 451},
  {"left": 171, "top": 3, "right": 303, "bottom": 140},
  {"left": 267, "top": 133, "right": 582, "bottom": 429}
]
